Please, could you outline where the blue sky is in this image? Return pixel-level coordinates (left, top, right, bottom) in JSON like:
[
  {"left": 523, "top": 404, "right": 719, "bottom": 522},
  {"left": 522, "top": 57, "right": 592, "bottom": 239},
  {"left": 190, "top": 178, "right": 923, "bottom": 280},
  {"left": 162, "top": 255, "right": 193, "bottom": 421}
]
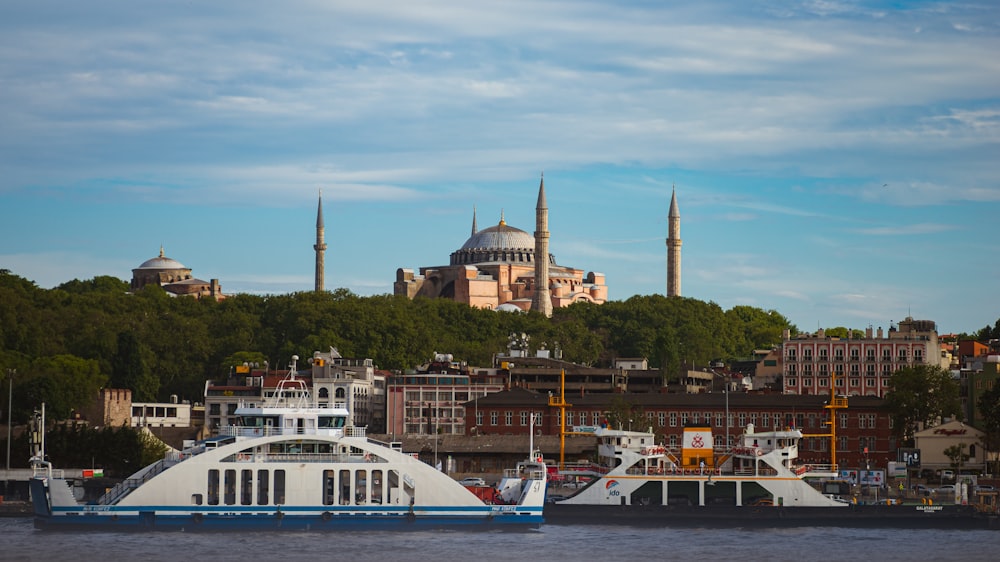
[{"left": 1, "top": 1, "right": 998, "bottom": 335}]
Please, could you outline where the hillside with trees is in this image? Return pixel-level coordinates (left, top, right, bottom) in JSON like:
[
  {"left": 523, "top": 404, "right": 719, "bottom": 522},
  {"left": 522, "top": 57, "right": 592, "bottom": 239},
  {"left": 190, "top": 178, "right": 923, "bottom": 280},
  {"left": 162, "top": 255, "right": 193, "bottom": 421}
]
[{"left": 2, "top": 269, "right": 798, "bottom": 424}]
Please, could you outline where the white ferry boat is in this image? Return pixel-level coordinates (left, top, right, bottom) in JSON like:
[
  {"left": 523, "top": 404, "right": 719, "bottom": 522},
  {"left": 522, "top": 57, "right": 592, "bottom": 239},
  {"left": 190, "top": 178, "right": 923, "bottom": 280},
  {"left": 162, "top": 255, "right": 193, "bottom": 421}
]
[
  {"left": 557, "top": 423, "right": 845, "bottom": 509},
  {"left": 546, "top": 424, "right": 997, "bottom": 528},
  {"left": 30, "top": 358, "right": 547, "bottom": 531}
]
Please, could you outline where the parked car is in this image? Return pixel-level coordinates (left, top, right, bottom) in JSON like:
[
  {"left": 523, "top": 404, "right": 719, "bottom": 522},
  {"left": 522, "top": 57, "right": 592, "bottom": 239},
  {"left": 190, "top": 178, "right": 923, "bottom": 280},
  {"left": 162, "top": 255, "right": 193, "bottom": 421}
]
[
  {"left": 914, "top": 484, "right": 935, "bottom": 495},
  {"left": 937, "top": 484, "right": 956, "bottom": 495},
  {"left": 939, "top": 470, "right": 955, "bottom": 481},
  {"left": 973, "top": 485, "right": 995, "bottom": 494},
  {"left": 458, "top": 477, "right": 486, "bottom": 487}
]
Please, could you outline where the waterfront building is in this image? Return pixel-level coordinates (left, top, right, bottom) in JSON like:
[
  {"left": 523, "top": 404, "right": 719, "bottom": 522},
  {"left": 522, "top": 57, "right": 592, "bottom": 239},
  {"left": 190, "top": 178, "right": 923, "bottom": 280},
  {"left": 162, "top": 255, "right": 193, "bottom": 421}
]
[
  {"left": 385, "top": 353, "right": 505, "bottom": 438},
  {"left": 781, "top": 317, "right": 939, "bottom": 398},
  {"left": 467, "top": 388, "right": 894, "bottom": 472}
]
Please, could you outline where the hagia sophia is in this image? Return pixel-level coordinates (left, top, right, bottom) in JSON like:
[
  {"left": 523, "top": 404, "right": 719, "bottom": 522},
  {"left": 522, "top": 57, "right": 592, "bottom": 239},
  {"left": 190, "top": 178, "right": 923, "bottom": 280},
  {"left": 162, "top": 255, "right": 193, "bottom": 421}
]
[
  {"left": 393, "top": 176, "right": 609, "bottom": 315},
  {"left": 129, "top": 177, "right": 683, "bottom": 310}
]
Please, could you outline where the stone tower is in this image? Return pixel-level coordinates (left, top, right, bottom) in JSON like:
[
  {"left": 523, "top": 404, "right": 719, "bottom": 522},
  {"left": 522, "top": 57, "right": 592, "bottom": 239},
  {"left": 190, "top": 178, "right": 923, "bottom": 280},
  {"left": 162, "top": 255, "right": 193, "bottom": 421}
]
[
  {"left": 532, "top": 174, "right": 553, "bottom": 317},
  {"left": 666, "top": 186, "right": 682, "bottom": 297},
  {"left": 314, "top": 191, "right": 327, "bottom": 292}
]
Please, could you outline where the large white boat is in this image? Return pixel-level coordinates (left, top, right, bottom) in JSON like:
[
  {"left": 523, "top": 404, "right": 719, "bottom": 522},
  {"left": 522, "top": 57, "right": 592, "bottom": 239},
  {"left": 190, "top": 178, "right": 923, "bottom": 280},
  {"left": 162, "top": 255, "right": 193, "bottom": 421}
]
[
  {"left": 30, "top": 358, "right": 547, "bottom": 531},
  {"left": 545, "top": 424, "right": 998, "bottom": 529}
]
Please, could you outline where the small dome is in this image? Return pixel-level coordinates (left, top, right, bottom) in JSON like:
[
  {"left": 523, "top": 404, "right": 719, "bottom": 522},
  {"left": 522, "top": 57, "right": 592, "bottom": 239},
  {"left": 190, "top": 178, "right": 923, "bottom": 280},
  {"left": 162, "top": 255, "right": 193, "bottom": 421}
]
[{"left": 137, "top": 247, "right": 186, "bottom": 270}]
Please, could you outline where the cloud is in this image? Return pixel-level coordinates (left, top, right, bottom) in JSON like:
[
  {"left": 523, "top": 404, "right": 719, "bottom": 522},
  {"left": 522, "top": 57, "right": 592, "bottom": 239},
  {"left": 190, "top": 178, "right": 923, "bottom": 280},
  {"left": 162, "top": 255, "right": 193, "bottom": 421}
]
[{"left": 852, "top": 223, "right": 958, "bottom": 236}]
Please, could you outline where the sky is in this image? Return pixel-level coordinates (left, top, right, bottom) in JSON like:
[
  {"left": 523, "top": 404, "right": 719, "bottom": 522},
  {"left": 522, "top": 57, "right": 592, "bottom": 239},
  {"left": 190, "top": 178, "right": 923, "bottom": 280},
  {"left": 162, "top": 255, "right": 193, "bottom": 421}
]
[{"left": 1, "top": 1, "right": 998, "bottom": 336}]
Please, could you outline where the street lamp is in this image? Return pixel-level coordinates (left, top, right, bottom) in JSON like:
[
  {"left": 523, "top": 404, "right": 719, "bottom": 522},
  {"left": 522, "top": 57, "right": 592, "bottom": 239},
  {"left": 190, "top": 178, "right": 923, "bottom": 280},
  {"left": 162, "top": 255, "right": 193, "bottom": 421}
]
[
  {"left": 710, "top": 369, "right": 729, "bottom": 449},
  {"left": 6, "top": 369, "right": 13, "bottom": 476}
]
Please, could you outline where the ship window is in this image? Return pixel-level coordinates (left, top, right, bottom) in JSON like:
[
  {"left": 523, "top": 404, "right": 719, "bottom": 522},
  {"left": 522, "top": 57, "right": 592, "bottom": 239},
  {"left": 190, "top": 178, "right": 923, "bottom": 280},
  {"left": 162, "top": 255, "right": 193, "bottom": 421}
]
[
  {"left": 207, "top": 469, "right": 220, "bottom": 505},
  {"left": 257, "top": 470, "right": 270, "bottom": 505},
  {"left": 241, "top": 470, "right": 253, "bottom": 505},
  {"left": 372, "top": 470, "right": 383, "bottom": 504},
  {"left": 224, "top": 469, "right": 237, "bottom": 505},
  {"left": 356, "top": 470, "right": 367, "bottom": 504},
  {"left": 274, "top": 470, "right": 286, "bottom": 505},
  {"left": 191, "top": 494, "right": 203, "bottom": 505},
  {"left": 340, "top": 469, "right": 352, "bottom": 505}
]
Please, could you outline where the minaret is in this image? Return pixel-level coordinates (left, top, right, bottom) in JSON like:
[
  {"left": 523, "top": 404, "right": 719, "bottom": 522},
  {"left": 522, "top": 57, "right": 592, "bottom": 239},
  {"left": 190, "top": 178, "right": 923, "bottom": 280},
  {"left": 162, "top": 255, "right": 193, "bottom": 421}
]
[
  {"left": 532, "top": 174, "right": 553, "bottom": 317},
  {"left": 666, "top": 185, "right": 682, "bottom": 297},
  {"left": 471, "top": 205, "right": 478, "bottom": 236},
  {"left": 314, "top": 190, "right": 327, "bottom": 292}
]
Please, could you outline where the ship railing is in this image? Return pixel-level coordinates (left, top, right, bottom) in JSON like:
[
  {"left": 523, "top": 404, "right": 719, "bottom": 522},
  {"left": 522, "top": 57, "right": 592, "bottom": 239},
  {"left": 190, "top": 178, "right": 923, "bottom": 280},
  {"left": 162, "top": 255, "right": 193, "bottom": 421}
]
[
  {"left": 221, "top": 425, "right": 348, "bottom": 438},
  {"left": 97, "top": 459, "right": 167, "bottom": 506}
]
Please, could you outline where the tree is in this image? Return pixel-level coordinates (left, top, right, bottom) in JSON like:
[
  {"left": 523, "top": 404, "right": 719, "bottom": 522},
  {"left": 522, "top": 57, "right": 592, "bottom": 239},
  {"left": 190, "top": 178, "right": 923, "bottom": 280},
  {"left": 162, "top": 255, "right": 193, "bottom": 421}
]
[
  {"left": 884, "top": 365, "right": 961, "bottom": 444},
  {"left": 977, "top": 383, "right": 1000, "bottom": 475},
  {"left": 604, "top": 396, "right": 658, "bottom": 435},
  {"left": 943, "top": 443, "right": 970, "bottom": 475},
  {"left": 110, "top": 331, "right": 158, "bottom": 401}
]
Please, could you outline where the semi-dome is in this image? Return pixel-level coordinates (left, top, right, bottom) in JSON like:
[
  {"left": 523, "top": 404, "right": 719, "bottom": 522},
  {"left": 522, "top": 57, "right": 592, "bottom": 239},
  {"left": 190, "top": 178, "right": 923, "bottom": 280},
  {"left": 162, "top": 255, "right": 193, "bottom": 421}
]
[{"left": 137, "top": 247, "right": 186, "bottom": 270}]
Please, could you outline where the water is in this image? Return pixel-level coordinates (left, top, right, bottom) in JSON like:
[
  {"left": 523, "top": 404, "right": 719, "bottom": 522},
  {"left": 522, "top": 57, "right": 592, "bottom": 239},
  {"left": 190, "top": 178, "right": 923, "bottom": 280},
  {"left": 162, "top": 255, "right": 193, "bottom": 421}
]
[{"left": 2, "top": 517, "right": 996, "bottom": 562}]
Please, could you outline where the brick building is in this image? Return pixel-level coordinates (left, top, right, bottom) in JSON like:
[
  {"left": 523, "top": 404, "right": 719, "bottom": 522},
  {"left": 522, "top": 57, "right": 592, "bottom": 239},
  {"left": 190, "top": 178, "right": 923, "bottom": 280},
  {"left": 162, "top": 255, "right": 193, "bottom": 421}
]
[{"left": 467, "top": 388, "right": 895, "bottom": 472}]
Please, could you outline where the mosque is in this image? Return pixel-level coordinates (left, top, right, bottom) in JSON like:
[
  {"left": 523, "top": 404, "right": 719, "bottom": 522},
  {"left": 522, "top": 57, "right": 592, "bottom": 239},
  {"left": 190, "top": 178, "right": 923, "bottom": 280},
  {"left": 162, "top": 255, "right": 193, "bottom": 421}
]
[
  {"left": 392, "top": 176, "right": 608, "bottom": 316},
  {"left": 130, "top": 247, "right": 225, "bottom": 300}
]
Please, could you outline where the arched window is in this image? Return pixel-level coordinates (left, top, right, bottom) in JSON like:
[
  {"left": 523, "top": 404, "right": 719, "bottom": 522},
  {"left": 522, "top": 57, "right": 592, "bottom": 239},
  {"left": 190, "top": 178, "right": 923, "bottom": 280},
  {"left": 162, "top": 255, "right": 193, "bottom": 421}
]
[
  {"left": 335, "top": 388, "right": 346, "bottom": 399},
  {"left": 318, "top": 388, "right": 330, "bottom": 399}
]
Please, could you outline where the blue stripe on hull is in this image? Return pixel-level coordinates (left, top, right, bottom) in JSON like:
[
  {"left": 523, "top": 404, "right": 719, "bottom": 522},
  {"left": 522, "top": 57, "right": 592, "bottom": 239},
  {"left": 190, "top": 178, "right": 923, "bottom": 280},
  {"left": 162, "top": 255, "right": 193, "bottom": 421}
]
[{"left": 35, "top": 512, "right": 544, "bottom": 532}]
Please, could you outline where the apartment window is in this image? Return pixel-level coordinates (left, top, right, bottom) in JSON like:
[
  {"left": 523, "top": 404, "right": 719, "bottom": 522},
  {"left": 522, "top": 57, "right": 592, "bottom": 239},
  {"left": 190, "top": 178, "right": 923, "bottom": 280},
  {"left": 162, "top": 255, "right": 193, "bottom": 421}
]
[
  {"left": 738, "top": 413, "right": 747, "bottom": 427},
  {"left": 681, "top": 412, "right": 689, "bottom": 425},
  {"left": 804, "top": 349, "right": 813, "bottom": 360},
  {"left": 834, "top": 349, "right": 843, "bottom": 361},
  {"left": 669, "top": 412, "right": 677, "bottom": 427},
  {"left": 715, "top": 413, "right": 724, "bottom": 427},
  {"left": 787, "top": 348, "right": 797, "bottom": 360},
  {"left": 565, "top": 411, "right": 573, "bottom": 426},
  {"left": 787, "top": 364, "right": 797, "bottom": 375},
  {"left": 750, "top": 412, "right": 758, "bottom": 426},
  {"left": 669, "top": 435, "right": 678, "bottom": 448},
  {"left": 819, "top": 377, "right": 828, "bottom": 387},
  {"left": 691, "top": 412, "right": 700, "bottom": 425},
  {"left": 898, "top": 349, "right": 908, "bottom": 361},
  {"left": 803, "top": 364, "right": 813, "bottom": 375},
  {"left": 762, "top": 413, "right": 770, "bottom": 428},
  {"left": 819, "top": 364, "right": 829, "bottom": 376},
  {"left": 882, "top": 350, "right": 892, "bottom": 361},
  {"left": 850, "top": 378, "right": 860, "bottom": 387},
  {"left": 803, "top": 377, "right": 812, "bottom": 387},
  {"left": 490, "top": 411, "right": 498, "bottom": 425},
  {"left": 850, "top": 349, "right": 860, "bottom": 361},
  {"left": 840, "top": 414, "right": 848, "bottom": 429},
  {"left": 520, "top": 411, "right": 528, "bottom": 426},
  {"left": 867, "top": 349, "right": 875, "bottom": 361},
  {"left": 476, "top": 411, "right": 483, "bottom": 426},
  {"left": 839, "top": 436, "right": 848, "bottom": 452},
  {"left": 658, "top": 412, "right": 666, "bottom": 427},
  {"left": 820, "top": 349, "right": 829, "bottom": 360},
  {"left": 787, "top": 377, "right": 798, "bottom": 387}
]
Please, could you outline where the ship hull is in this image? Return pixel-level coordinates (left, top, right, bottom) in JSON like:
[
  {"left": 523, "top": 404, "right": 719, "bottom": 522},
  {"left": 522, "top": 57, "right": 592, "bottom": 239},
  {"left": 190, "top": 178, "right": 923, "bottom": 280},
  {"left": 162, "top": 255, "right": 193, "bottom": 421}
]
[{"left": 545, "top": 502, "right": 999, "bottom": 530}]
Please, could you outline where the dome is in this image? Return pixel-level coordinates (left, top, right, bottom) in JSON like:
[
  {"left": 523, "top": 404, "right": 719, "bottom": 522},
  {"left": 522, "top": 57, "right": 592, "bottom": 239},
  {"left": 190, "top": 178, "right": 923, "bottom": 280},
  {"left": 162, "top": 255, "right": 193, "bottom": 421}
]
[
  {"left": 459, "top": 222, "right": 535, "bottom": 251},
  {"left": 136, "top": 247, "right": 187, "bottom": 270}
]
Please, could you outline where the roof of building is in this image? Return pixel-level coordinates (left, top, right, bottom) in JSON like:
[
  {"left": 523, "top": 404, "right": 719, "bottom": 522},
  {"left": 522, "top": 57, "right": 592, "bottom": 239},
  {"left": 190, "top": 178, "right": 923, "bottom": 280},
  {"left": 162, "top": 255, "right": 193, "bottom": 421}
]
[
  {"left": 459, "top": 218, "right": 535, "bottom": 252},
  {"left": 136, "top": 247, "right": 187, "bottom": 270}
]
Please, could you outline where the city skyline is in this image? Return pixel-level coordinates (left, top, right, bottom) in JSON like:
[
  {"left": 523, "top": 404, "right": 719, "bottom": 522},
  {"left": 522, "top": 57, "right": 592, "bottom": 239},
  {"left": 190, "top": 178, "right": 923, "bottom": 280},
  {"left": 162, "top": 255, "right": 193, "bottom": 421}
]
[{"left": 1, "top": 1, "right": 998, "bottom": 335}]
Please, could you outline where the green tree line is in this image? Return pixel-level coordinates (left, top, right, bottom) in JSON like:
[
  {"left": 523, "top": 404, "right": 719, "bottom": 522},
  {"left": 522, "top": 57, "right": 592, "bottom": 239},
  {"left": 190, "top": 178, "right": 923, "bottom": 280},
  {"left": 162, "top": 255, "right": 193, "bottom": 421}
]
[{"left": 2, "top": 269, "right": 798, "bottom": 423}]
